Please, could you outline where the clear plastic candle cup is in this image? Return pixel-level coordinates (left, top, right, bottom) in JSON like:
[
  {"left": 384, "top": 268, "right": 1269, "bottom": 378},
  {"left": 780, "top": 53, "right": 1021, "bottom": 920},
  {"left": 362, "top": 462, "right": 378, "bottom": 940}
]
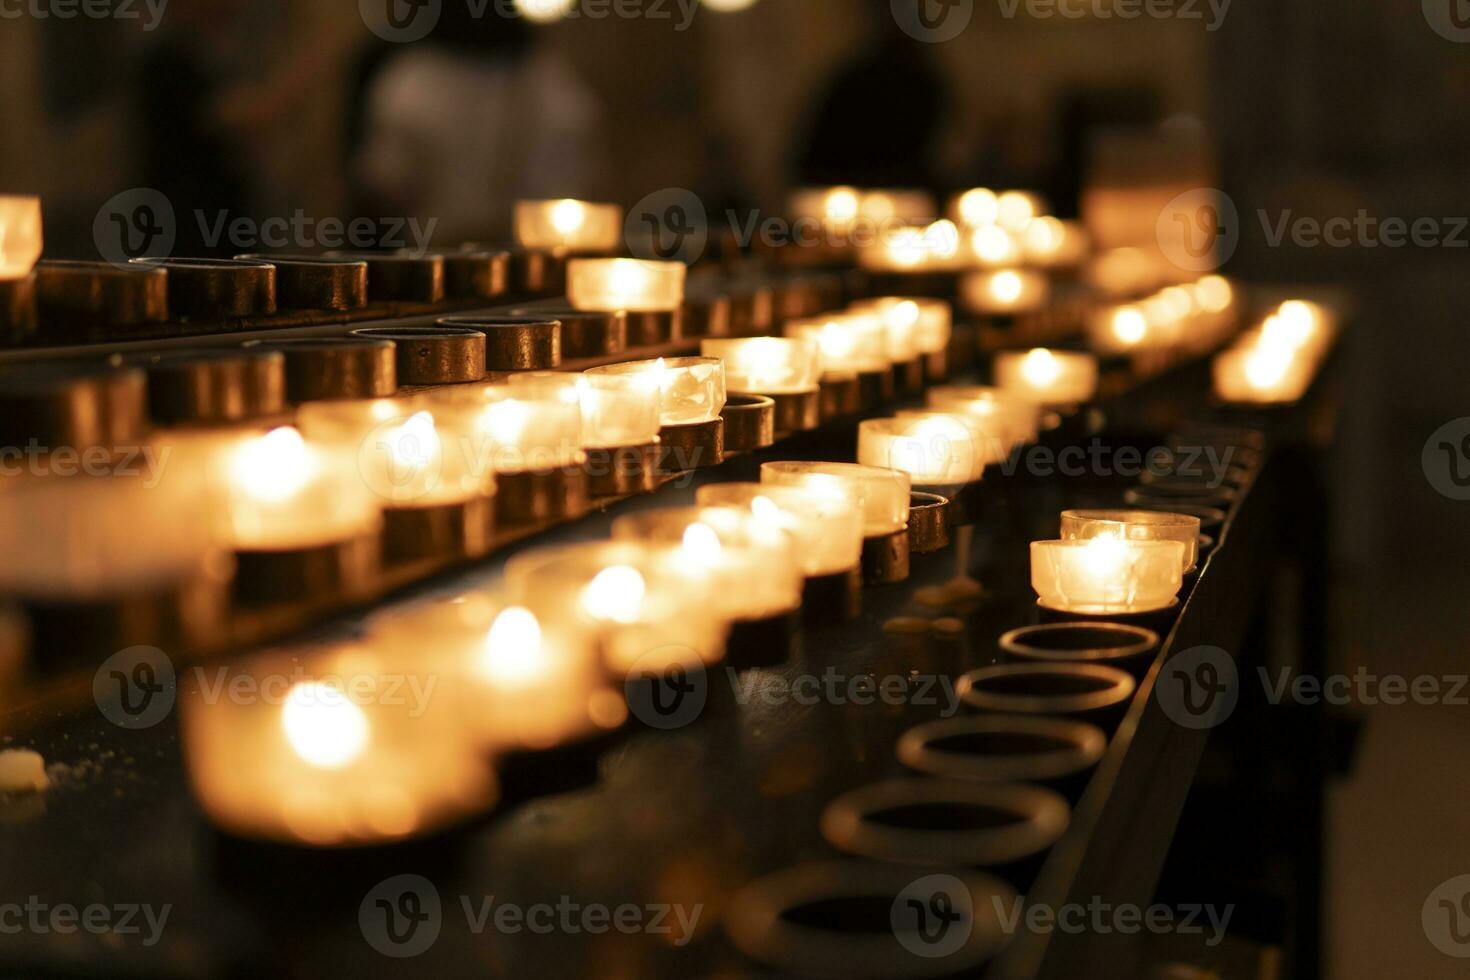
[
  {"left": 925, "top": 385, "right": 1041, "bottom": 449},
  {"left": 697, "top": 483, "right": 862, "bottom": 577},
  {"left": 431, "top": 380, "right": 584, "bottom": 473},
  {"left": 567, "top": 258, "right": 686, "bottom": 312},
  {"left": 701, "top": 338, "right": 822, "bottom": 395},
  {"left": 858, "top": 415, "right": 987, "bottom": 486},
  {"left": 514, "top": 199, "right": 622, "bottom": 252},
  {"left": 586, "top": 356, "right": 725, "bottom": 425},
  {"left": 994, "top": 348, "right": 1099, "bottom": 406},
  {"left": 1030, "top": 538, "right": 1185, "bottom": 614},
  {"left": 784, "top": 313, "right": 889, "bottom": 374},
  {"left": 761, "top": 460, "right": 911, "bottom": 538},
  {"left": 1060, "top": 509, "right": 1203, "bottom": 573}
]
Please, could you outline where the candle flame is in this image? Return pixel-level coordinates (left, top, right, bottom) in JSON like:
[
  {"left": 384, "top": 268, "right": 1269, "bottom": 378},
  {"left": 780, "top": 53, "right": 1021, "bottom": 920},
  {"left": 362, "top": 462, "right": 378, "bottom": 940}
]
[
  {"left": 681, "top": 522, "right": 723, "bottom": 564},
  {"left": 1195, "top": 275, "right": 1233, "bottom": 313},
  {"left": 234, "top": 427, "right": 312, "bottom": 503},
  {"left": 1024, "top": 216, "right": 1064, "bottom": 256},
  {"left": 480, "top": 606, "right": 546, "bottom": 688},
  {"left": 550, "top": 198, "right": 586, "bottom": 235},
  {"left": 958, "top": 188, "right": 999, "bottom": 227},
  {"left": 1020, "top": 348, "right": 1061, "bottom": 387},
  {"left": 1111, "top": 307, "right": 1148, "bottom": 345},
  {"left": 972, "top": 225, "right": 1016, "bottom": 264},
  {"left": 281, "top": 682, "right": 369, "bottom": 770},
  {"left": 824, "top": 187, "right": 860, "bottom": 225},
  {"left": 1245, "top": 345, "right": 1291, "bottom": 389},
  {"left": 996, "top": 191, "right": 1037, "bottom": 231},
  {"left": 1081, "top": 536, "right": 1129, "bottom": 577},
  {"left": 581, "top": 565, "right": 646, "bottom": 624},
  {"left": 990, "top": 271, "right": 1025, "bottom": 305},
  {"left": 387, "top": 411, "right": 437, "bottom": 468}
]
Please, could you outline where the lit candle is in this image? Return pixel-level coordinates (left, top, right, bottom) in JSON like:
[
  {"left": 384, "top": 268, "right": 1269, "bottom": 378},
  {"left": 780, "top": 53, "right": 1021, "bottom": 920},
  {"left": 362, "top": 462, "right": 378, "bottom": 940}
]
[
  {"left": 950, "top": 187, "right": 999, "bottom": 227},
  {"left": 760, "top": 461, "right": 911, "bottom": 538},
  {"left": 0, "top": 196, "right": 42, "bottom": 279},
  {"left": 844, "top": 297, "right": 922, "bottom": 363},
  {"left": 1060, "top": 509, "right": 1202, "bottom": 573},
  {"left": 514, "top": 199, "right": 622, "bottom": 252},
  {"left": 850, "top": 297, "right": 952, "bottom": 357},
  {"left": 181, "top": 642, "right": 498, "bottom": 846},
  {"left": 784, "top": 313, "right": 889, "bottom": 374},
  {"left": 298, "top": 397, "right": 494, "bottom": 506},
  {"left": 968, "top": 223, "right": 1022, "bottom": 268},
  {"left": 432, "top": 379, "right": 584, "bottom": 474},
  {"left": 1086, "top": 246, "right": 1166, "bottom": 299},
  {"left": 1211, "top": 343, "right": 1311, "bottom": 404},
  {"left": 789, "top": 186, "right": 862, "bottom": 232},
  {"left": 1021, "top": 216, "right": 1089, "bottom": 268},
  {"left": 576, "top": 370, "right": 662, "bottom": 449},
  {"left": 860, "top": 225, "right": 934, "bottom": 271},
  {"left": 994, "top": 348, "right": 1099, "bottom": 406},
  {"left": 701, "top": 338, "right": 822, "bottom": 395},
  {"left": 567, "top": 258, "right": 685, "bottom": 313},
  {"left": 926, "top": 385, "right": 1042, "bottom": 449},
  {"left": 504, "top": 541, "right": 729, "bottom": 674},
  {"left": 207, "top": 426, "right": 383, "bottom": 551},
  {"left": 894, "top": 409, "right": 1010, "bottom": 468},
  {"left": 996, "top": 191, "right": 1046, "bottom": 232},
  {"left": 960, "top": 268, "right": 1049, "bottom": 316},
  {"left": 369, "top": 592, "right": 625, "bottom": 753},
  {"left": 610, "top": 507, "right": 803, "bottom": 622},
  {"left": 586, "top": 356, "right": 725, "bottom": 425},
  {"left": 696, "top": 483, "right": 863, "bottom": 578},
  {"left": 1087, "top": 304, "right": 1152, "bottom": 355},
  {"left": 1030, "top": 538, "right": 1185, "bottom": 614},
  {"left": 858, "top": 415, "right": 987, "bottom": 486}
]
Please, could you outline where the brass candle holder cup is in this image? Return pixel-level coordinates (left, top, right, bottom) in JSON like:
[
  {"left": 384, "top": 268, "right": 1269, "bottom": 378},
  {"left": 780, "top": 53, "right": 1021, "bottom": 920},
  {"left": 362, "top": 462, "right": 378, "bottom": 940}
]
[
  {"left": 436, "top": 315, "right": 559, "bottom": 373},
  {"left": 353, "top": 325, "right": 487, "bottom": 385},
  {"left": 235, "top": 254, "right": 368, "bottom": 311},
  {"left": 243, "top": 337, "right": 397, "bottom": 402}
]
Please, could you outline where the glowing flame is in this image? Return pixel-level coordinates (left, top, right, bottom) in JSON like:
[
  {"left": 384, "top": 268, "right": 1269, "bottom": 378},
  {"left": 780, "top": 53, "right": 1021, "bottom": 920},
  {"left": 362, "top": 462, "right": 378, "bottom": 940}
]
[
  {"left": 681, "top": 522, "right": 723, "bottom": 564},
  {"left": 386, "top": 411, "right": 437, "bottom": 469},
  {"left": 1245, "top": 345, "right": 1291, "bottom": 389},
  {"left": 1021, "top": 348, "right": 1062, "bottom": 387},
  {"left": 958, "top": 188, "right": 999, "bottom": 227},
  {"left": 550, "top": 199, "right": 586, "bottom": 236},
  {"left": 824, "top": 188, "right": 860, "bottom": 225},
  {"left": 996, "top": 192, "right": 1037, "bottom": 231},
  {"left": 1112, "top": 307, "right": 1148, "bottom": 346},
  {"left": 1024, "top": 216, "right": 1064, "bottom": 256},
  {"left": 972, "top": 225, "right": 1016, "bottom": 264},
  {"left": 479, "top": 607, "right": 546, "bottom": 688},
  {"left": 1195, "top": 275, "right": 1233, "bottom": 314},
  {"left": 608, "top": 259, "right": 650, "bottom": 299},
  {"left": 234, "top": 427, "right": 313, "bottom": 503},
  {"left": 924, "top": 220, "right": 960, "bottom": 260},
  {"left": 581, "top": 565, "right": 646, "bottom": 624},
  {"left": 1080, "top": 536, "right": 1129, "bottom": 579},
  {"left": 990, "top": 271, "right": 1025, "bottom": 305},
  {"left": 281, "top": 682, "right": 369, "bottom": 770}
]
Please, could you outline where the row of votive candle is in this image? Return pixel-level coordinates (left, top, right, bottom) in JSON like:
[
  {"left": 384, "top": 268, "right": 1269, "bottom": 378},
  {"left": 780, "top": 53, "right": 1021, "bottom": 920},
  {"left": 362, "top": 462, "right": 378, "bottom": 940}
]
[
  {"left": 1212, "top": 300, "right": 1336, "bottom": 404},
  {"left": 782, "top": 297, "right": 953, "bottom": 376},
  {"left": 1086, "top": 275, "right": 1237, "bottom": 357}
]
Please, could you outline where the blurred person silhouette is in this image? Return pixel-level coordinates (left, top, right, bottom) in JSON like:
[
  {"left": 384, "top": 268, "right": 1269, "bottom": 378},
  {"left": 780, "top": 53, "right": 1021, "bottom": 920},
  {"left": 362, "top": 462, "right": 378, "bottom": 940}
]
[
  {"left": 140, "top": 0, "right": 356, "bottom": 254},
  {"left": 795, "top": 5, "right": 947, "bottom": 189},
  {"left": 348, "top": 4, "right": 608, "bottom": 245}
]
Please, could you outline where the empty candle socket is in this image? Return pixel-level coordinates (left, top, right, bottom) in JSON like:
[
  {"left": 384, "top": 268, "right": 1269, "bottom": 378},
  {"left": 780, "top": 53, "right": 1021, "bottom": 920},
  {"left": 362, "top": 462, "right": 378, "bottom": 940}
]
[
  {"left": 244, "top": 337, "right": 397, "bottom": 403},
  {"left": 719, "top": 394, "right": 776, "bottom": 453},
  {"left": 234, "top": 254, "right": 368, "bottom": 311},
  {"left": 897, "top": 715, "right": 1108, "bottom": 787},
  {"left": 958, "top": 663, "right": 1136, "bottom": 723},
  {"left": 419, "top": 248, "right": 510, "bottom": 300},
  {"left": 351, "top": 326, "right": 487, "bottom": 385},
  {"left": 0, "top": 359, "right": 149, "bottom": 458},
  {"left": 999, "top": 623, "right": 1159, "bottom": 672},
  {"left": 326, "top": 252, "right": 445, "bottom": 304},
  {"left": 437, "top": 315, "right": 559, "bottom": 373},
  {"left": 135, "top": 347, "right": 289, "bottom": 426},
  {"left": 34, "top": 261, "right": 169, "bottom": 339},
  {"left": 130, "top": 257, "right": 277, "bottom": 320},
  {"left": 509, "top": 306, "right": 626, "bottom": 360}
]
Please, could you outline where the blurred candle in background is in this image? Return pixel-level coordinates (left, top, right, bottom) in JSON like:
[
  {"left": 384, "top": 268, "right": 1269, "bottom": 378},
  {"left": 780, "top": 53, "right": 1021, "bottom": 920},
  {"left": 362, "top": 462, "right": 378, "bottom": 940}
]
[
  {"left": 567, "top": 258, "right": 685, "bottom": 312},
  {"left": 784, "top": 313, "right": 889, "bottom": 374},
  {"left": 1021, "top": 216, "right": 1089, "bottom": 268},
  {"left": 850, "top": 297, "right": 952, "bottom": 358},
  {"left": 926, "top": 385, "right": 1041, "bottom": 449},
  {"left": 858, "top": 415, "right": 987, "bottom": 486},
  {"left": 586, "top": 356, "right": 725, "bottom": 425},
  {"left": 0, "top": 196, "right": 42, "bottom": 279},
  {"left": 696, "top": 483, "right": 862, "bottom": 578},
  {"left": 994, "top": 349, "right": 1099, "bottom": 406},
  {"left": 960, "top": 269, "right": 1049, "bottom": 316},
  {"left": 514, "top": 199, "right": 622, "bottom": 252},
  {"left": 701, "top": 338, "right": 821, "bottom": 396},
  {"left": 761, "top": 461, "right": 911, "bottom": 539},
  {"left": 432, "top": 379, "right": 584, "bottom": 474}
]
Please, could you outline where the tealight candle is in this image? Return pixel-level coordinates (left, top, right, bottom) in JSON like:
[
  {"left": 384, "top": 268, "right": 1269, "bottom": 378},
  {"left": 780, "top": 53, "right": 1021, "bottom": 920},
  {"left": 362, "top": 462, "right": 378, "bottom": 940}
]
[
  {"left": 950, "top": 187, "right": 1000, "bottom": 227},
  {"left": 370, "top": 592, "right": 625, "bottom": 755},
  {"left": 784, "top": 313, "right": 889, "bottom": 374},
  {"left": 789, "top": 186, "right": 862, "bottom": 232},
  {"left": 696, "top": 483, "right": 862, "bottom": 578},
  {"left": 610, "top": 507, "right": 803, "bottom": 657},
  {"left": 181, "top": 643, "right": 498, "bottom": 847},
  {"left": 895, "top": 409, "right": 1010, "bottom": 469},
  {"left": 926, "top": 385, "right": 1041, "bottom": 449},
  {"left": 760, "top": 461, "right": 911, "bottom": 537},
  {"left": 858, "top": 415, "right": 987, "bottom": 486},
  {"left": 0, "top": 196, "right": 43, "bottom": 279},
  {"left": 433, "top": 380, "right": 584, "bottom": 474},
  {"left": 297, "top": 397, "right": 493, "bottom": 507},
  {"left": 994, "top": 348, "right": 1099, "bottom": 406},
  {"left": 1021, "top": 216, "right": 1089, "bottom": 268},
  {"left": 852, "top": 297, "right": 952, "bottom": 355},
  {"left": 1060, "top": 509, "right": 1202, "bottom": 573},
  {"left": 1087, "top": 304, "right": 1153, "bottom": 355},
  {"left": 996, "top": 191, "right": 1047, "bottom": 232},
  {"left": 1211, "top": 343, "right": 1312, "bottom": 404},
  {"left": 586, "top": 356, "right": 725, "bottom": 425},
  {"left": 961, "top": 268, "right": 1049, "bottom": 316},
  {"left": 514, "top": 199, "right": 622, "bottom": 252},
  {"left": 1030, "top": 538, "right": 1185, "bottom": 614},
  {"left": 701, "top": 338, "right": 821, "bottom": 395},
  {"left": 504, "top": 540, "right": 728, "bottom": 675},
  {"left": 567, "top": 258, "right": 685, "bottom": 313},
  {"left": 844, "top": 297, "right": 921, "bottom": 364},
  {"left": 860, "top": 225, "right": 934, "bottom": 271},
  {"left": 575, "top": 371, "right": 662, "bottom": 449},
  {"left": 969, "top": 224, "right": 1023, "bottom": 267}
]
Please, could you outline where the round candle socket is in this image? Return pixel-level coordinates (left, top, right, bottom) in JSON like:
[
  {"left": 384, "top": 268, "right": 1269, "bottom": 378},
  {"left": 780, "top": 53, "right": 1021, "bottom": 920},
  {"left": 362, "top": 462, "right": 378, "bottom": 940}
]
[
  {"left": 584, "top": 441, "right": 660, "bottom": 497},
  {"left": 958, "top": 663, "right": 1136, "bottom": 721},
  {"left": 818, "top": 373, "right": 863, "bottom": 420},
  {"left": 511, "top": 248, "right": 570, "bottom": 297},
  {"left": 681, "top": 293, "right": 732, "bottom": 338},
  {"left": 380, "top": 495, "right": 495, "bottom": 565},
  {"left": 130, "top": 257, "right": 277, "bottom": 319},
  {"left": 624, "top": 309, "right": 679, "bottom": 347},
  {"left": 994, "top": 348, "right": 1098, "bottom": 406},
  {"left": 352, "top": 325, "right": 487, "bottom": 385},
  {"left": 426, "top": 248, "right": 510, "bottom": 299},
  {"left": 508, "top": 306, "right": 625, "bottom": 360},
  {"left": 1030, "top": 538, "right": 1185, "bottom": 615},
  {"left": 907, "top": 492, "right": 952, "bottom": 554},
  {"left": 697, "top": 483, "right": 863, "bottom": 578},
  {"left": 35, "top": 260, "right": 169, "bottom": 335},
  {"left": 0, "top": 359, "right": 148, "bottom": 454},
  {"left": 857, "top": 368, "right": 896, "bottom": 411},
  {"left": 567, "top": 258, "right": 686, "bottom": 313},
  {"left": 858, "top": 416, "right": 987, "bottom": 486},
  {"left": 437, "top": 315, "right": 560, "bottom": 373},
  {"left": 244, "top": 337, "right": 397, "bottom": 402},
  {"left": 897, "top": 715, "right": 1108, "bottom": 785},
  {"left": 587, "top": 356, "right": 725, "bottom": 425},
  {"left": 235, "top": 254, "right": 368, "bottom": 311},
  {"left": 180, "top": 644, "right": 498, "bottom": 847},
  {"left": 820, "top": 778, "right": 1070, "bottom": 868},
  {"left": 860, "top": 526, "right": 910, "bottom": 584},
  {"left": 999, "top": 622, "right": 1159, "bottom": 668},
  {"left": 493, "top": 466, "right": 590, "bottom": 526},
  {"left": 725, "top": 859, "right": 1016, "bottom": 980},
  {"left": 135, "top": 347, "right": 288, "bottom": 426},
  {"left": 720, "top": 394, "right": 776, "bottom": 452},
  {"left": 514, "top": 199, "right": 622, "bottom": 252},
  {"left": 657, "top": 417, "right": 724, "bottom": 473},
  {"left": 326, "top": 252, "right": 444, "bottom": 304},
  {"left": 0, "top": 274, "right": 37, "bottom": 343}
]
